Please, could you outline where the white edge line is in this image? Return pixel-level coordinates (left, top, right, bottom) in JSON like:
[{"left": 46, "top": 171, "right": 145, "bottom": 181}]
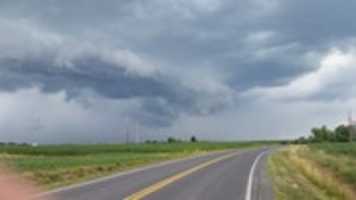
[
  {"left": 245, "top": 150, "right": 269, "bottom": 200},
  {"left": 34, "top": 150, "right": 235, "bottom": 198}
]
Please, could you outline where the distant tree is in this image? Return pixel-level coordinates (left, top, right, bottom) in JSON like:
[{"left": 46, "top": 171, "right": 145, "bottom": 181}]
[
  {"left": 311, "top": 127, "right": 322, "bottom": 142},
  {"left": 167, "top": 137, "right": 177, "bottom": 143},
  {"left": 311, "top": 126, "right": 333, "bottom": 142},
  {"left": 294, "top": 123, "right": 356, "bottom": 144},
  {"left": 190, "top": 136, "right": 198, "bottom": 143},
  {"left": 295, "top": 136, "right": 308, "bottom": 144},
  {"left": 335, "top": 125, "right": 350, "bottom": 142},
  {"left": 145, "top": 140, "right": 159, "bottom": 144},
  {"left": 279, "top": 140, "right": 289, "bottom": 145},
  {"left": 7, "top": 142, "right": 16, "bottom": 146},
  {"left": 20, "top": 143, "right": 30, "bottom": 146}
]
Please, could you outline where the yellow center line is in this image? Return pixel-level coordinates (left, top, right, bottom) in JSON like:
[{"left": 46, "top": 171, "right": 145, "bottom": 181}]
[{"left": 123, "top": 152, "right": 239, "bottom": 200}]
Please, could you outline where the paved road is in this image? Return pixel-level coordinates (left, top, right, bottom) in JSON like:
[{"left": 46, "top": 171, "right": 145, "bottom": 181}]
[{"left": 39, "top": 148, "right": 273, "bottom": 200}]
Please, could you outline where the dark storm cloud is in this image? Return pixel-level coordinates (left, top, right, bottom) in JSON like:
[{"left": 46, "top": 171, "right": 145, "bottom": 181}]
[
  {"left": 0, "top": 54, "right": 222, "bottom": 127},
  {"left": 1, "top": 0, "right": 356, "bottom": 142},
  {"left": 273, "top": 0, "right": 356, "bottom": 45},
  {"left": 0, "top": 58, "right": 166, "bottom": 99},
  {"left": 2, "top": 0, "right": 354, "bottom": 90}
]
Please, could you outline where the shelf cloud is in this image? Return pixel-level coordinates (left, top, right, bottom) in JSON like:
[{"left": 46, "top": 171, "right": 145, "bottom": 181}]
[{"left": 1, "top": 0, "right": 356, "bottom": 143}]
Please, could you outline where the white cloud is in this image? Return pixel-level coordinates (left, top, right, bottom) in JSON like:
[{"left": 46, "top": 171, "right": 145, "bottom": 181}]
[{"left": 244, "top": 46, "right": 356, "bottom": 100}]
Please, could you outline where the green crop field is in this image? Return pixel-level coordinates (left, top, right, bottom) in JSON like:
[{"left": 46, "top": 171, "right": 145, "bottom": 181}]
[
  {"left": 0, "top": 141, "right": 270, "bottom": 189},
  {"left": 269, "top": 143, "right": 356, "bottom": 200}
]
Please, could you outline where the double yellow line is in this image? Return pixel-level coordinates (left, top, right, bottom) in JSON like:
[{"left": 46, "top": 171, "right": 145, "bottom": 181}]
[{"left": 124, "top": 152, "right": 239, "bottom": 200}]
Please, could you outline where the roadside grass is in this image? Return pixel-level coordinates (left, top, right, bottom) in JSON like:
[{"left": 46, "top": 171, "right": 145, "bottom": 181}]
[
  {"left": 308, "top": 143, "right": 356, "bottom": 187},
  {"left": 0, "top": 141, "right": 269, "bottom": 189},
  {"left": 268, "top": 145, "right": 356, "bottom": 200}
]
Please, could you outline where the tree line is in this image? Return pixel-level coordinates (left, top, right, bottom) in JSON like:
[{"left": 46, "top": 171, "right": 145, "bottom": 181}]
[
  {"left": 145, "top": 136, "right": 198, "bottom": 144},
  {"left": 293, "top": 124, "right": 354, "bottom": 144}
]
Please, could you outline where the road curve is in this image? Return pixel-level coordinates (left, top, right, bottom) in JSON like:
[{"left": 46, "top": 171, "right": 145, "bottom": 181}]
[{"left": 40, "top": 148, "right": 273, "bottom": 200}]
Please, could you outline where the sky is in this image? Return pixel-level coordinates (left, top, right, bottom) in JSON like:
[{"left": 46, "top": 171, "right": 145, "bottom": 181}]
[{"left": 1, "top": 0, "right": 356, "bottom": 143}]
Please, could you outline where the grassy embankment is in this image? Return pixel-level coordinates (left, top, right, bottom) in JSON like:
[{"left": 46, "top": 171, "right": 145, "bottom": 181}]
[
  {"left": 269, "top": 143, "right": 356, "bottom": 200},
  {"left": 0, "top": 141, "right": 269, "bottom": 189}
]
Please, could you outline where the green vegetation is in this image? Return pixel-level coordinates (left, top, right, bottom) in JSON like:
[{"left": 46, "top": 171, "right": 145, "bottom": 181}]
[
  {"left": 0, "top": 141, "right": 269, "bottom": 189},
  {"left": 270, "top": 121, "right": 356, "bottom": 199},
  {"left": 269, "top": 144, "right": 356, "bottom": 200},
  {"left": 293, "top": 124, "right": 354, "bottom": 144},
  {"left": 308, "top": 143, "right": 356, "bottom": 185}
]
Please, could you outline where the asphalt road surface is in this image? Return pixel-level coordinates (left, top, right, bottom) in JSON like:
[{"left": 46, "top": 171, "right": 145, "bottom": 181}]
[{"left": 39, "top": 148, "right": 274, "bottom": 200}]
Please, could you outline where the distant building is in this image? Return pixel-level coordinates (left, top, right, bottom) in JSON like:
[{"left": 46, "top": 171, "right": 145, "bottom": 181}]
[{"left": 31, "top": 142, "right": 38, "bottom": 147}]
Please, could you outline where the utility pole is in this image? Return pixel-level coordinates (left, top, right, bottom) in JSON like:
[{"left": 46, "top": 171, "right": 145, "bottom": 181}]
[
  {"left": 132, "top": 121, "right": 138, "bottom": 144},
  {"left": 125, "top": 125, "right": 129, "bottom": 144},
  {"left": 348, "top": 110, "right": 355, "bottom": 142},
  {"left": 135, "top": 122, "right": 140, "bottom": 144}
]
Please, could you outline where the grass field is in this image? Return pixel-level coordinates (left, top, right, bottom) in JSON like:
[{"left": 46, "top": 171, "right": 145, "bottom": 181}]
[
  {"left": 0, "top": 141, "right": 268, "bottom": 189},
  {"left": 269, "top": 143, "right": 356, "bottom": 200}
]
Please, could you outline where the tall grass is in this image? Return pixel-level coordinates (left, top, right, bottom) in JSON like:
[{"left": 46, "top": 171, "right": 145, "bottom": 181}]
[
  {"left": 309, "top": 143, "right": 356, "bottom": 158},
  {"left": 269, "top": 146, "right": 356, "bottom": 200},
  {"left": 308, "top": 143, "right": 356, "bottom": 185}
]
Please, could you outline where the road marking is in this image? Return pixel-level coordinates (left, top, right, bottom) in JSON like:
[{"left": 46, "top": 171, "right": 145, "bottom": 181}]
[
  {"left": 245, "top": 150, "right": 268, "bottom": 200},
  {"left": 35, "top": 150, "right": 232, "bottom": 198},
  {"left": 123, "top": 152, "right": 239, "bottom": 200}
]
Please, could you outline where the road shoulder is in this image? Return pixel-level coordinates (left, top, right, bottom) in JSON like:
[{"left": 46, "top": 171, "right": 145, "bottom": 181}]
[{"left": 251, "top": 151, "right": 274, "bottom": 200}]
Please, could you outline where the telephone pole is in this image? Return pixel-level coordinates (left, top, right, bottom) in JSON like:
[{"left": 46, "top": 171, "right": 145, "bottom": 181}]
[
  {"left": 348, "top": 110, "right": 355, "bottom": 142},
  {"left": 125, "top": 125, "right": 129, "bottom": 144},
  {"left": 135, "top": 122, "right": 140, "bottom": 144}
]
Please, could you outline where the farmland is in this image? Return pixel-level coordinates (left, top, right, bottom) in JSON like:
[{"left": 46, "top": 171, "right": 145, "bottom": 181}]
[
  {"left": 0, "top": 141, "right": 269, "bottom": 189},
  {"left": 269, "top": 143, "right": 356, "bottom": 200}
]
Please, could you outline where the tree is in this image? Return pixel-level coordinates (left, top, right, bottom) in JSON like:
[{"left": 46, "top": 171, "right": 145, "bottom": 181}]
[
  {"left": 167, "top": 137, "right": 177, "bottom": 143},
  {"left": 311, "top": 125, "right": 333, "bottom": 142},
  {"left": 190, "top": 136, "right": 198, "bottom": 143},
  {"left": 295, "top": 123, "right": 356, "bottom": 144},
  {"left": 311, "top": 127, "right": 323, "bottom": 142},
  {"left": 293, "top": 136, "right": 307, "bottom": 144},
  {"left": 334, "top": 125, "right": 350, "bottom": 142}
]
